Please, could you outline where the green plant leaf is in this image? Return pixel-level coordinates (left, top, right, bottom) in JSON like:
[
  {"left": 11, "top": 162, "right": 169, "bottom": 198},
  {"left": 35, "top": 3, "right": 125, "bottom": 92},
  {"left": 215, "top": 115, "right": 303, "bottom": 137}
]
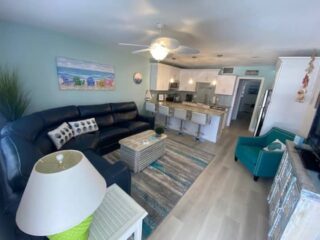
[{"left": 0, "top": 67, "right": 30, "bottom": 121}]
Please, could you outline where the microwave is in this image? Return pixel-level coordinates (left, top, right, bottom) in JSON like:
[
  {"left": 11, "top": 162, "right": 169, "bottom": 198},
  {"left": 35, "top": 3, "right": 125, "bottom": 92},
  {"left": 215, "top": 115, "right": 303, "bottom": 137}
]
[{"left": 169, "top": 81, "right": 179, "bottom": 90}]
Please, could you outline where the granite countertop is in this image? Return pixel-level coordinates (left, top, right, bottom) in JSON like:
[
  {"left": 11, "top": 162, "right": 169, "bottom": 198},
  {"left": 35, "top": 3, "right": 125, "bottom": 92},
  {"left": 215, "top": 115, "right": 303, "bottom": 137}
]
[
  {"left": 286, "top": 141, "right": 320, "bottom": 195},
  {"left": 150, "top": 101, "right": 226, "bottom": 116}
]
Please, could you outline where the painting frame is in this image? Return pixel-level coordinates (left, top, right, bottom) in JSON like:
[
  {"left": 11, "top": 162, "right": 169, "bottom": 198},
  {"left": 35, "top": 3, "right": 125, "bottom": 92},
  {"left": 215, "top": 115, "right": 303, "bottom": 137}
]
[{"left": 56, "top": 57, "right": 115, "bottom": 91}]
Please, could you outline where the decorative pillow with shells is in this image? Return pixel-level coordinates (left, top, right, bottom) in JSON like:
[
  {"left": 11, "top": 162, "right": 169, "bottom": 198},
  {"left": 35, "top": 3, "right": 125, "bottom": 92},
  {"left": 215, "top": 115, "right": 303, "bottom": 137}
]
[
  {"left": 47, "top": 122, "right": 74, "bottom": 149},
  {"left": 68, "top": 118, "right": 99, "bottom": 137}
]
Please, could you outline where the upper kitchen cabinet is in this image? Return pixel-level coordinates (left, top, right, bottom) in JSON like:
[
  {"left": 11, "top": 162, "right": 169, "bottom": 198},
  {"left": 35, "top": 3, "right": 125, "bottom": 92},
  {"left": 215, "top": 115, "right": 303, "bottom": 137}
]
[
  {"left": 206, "top": 69, "right": 221, "bottom": 83},
  {"left": 215, "top": 75, "right": 237, "bottom": 95},
  {"left": 179, "top": 69, "right": 196, "bottom": 91},
  {"left": 150, "top": 63, "right": 180, "bottom": 91},
  {"left": 195, "top": 69, "right": 220, "bottom": 83},
  {"left": 179, "top": 69, "right": 220, "bottom": 91}
]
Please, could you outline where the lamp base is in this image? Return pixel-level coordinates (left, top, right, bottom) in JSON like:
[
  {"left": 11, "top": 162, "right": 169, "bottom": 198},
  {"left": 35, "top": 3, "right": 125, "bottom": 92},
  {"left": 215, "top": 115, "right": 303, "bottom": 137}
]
[{"left": 48, "top": 215, "right": 93, "bottom": 240}]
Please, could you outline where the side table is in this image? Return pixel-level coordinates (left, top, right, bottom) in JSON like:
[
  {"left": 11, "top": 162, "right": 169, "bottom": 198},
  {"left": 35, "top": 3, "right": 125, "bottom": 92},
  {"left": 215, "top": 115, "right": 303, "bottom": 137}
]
[{"left": 89, "top": 184, "right": 147, "bottom": 240}]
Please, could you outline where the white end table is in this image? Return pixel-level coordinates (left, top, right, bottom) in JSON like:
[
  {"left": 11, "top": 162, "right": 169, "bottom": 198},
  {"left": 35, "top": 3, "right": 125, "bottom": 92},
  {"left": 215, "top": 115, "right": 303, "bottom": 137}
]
[{"left": 89, "top": 184, "right": 147, "bottom": 240}]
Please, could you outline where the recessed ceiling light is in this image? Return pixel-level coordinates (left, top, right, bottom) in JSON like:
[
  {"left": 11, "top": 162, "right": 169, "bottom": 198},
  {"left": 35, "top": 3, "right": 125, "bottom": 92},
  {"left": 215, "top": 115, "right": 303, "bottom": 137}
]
[{"left": 217, "top": 54, "right": 223, "bottom": 58}]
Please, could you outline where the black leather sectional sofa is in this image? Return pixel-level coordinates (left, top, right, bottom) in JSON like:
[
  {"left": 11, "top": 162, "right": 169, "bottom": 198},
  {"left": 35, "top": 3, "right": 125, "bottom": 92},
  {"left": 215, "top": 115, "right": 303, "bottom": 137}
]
[{"left": 0, "top": 101, "right": 154, "bottom": 239}]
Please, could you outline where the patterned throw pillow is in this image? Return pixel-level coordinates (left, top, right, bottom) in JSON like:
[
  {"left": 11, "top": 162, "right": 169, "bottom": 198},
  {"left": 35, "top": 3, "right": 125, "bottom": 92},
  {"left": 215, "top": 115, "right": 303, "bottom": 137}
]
[
  {"left": 48, "top": 122, "right": 74, "bottom": 149},
  {"left": 263, "top": 139, "right": 286, "bottom": 152},
  {"left": 68, "top": 118, "right": 99, "bottom": 137}
]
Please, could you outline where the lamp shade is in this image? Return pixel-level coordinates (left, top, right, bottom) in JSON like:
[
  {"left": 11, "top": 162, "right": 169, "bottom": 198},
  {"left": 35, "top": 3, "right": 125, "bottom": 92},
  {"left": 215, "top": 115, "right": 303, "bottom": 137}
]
[
  {"left": 145, "top": 89, "right": 152, "bottom": 100},
  {"left": 16, "top": 150, "right": 106, "bottom": 236}
]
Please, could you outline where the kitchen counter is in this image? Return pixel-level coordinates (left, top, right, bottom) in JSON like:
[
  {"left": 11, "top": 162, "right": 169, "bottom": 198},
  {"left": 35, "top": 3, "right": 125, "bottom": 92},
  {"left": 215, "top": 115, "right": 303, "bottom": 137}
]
[
  {"left": 152, "top": 101, "right": 227, "bottom": 116},
  {"left": 145, "top": 101, "right": 228, "bottom": 143}
]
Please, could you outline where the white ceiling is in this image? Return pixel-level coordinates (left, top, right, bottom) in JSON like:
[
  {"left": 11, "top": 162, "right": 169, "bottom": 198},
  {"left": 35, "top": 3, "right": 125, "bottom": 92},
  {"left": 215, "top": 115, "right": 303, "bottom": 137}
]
[{"left": 1, "top": 0, "right": 319, "bottom": 67}]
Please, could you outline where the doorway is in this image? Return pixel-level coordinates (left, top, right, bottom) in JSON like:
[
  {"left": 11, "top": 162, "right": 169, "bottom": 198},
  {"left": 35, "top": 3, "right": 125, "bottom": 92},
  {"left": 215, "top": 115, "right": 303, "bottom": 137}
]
[{"left": 231, "top": 77, "right": 263, "bottom": 130}]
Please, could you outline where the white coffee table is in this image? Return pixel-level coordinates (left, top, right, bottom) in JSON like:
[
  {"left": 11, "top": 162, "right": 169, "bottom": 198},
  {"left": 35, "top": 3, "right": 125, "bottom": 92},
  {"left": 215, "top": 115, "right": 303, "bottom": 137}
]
[
  {"left": 89, "top": 184, "right": 147, "bottom": 240},
  {"left": 119, "top": 130, "right": 167, "bottom": 173}
]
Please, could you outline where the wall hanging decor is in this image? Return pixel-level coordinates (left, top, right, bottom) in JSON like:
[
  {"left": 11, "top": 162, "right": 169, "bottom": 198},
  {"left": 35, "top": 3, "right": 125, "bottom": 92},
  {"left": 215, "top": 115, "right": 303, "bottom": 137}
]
[
  {"left": 133, "top": 72, "right": 143, "bottom": 84},
  {"left": 296, "top": 53, "right": 316, "bottom": 102},
  {"left": 56, "top": 57, "right": 115, "bottom": 91}
]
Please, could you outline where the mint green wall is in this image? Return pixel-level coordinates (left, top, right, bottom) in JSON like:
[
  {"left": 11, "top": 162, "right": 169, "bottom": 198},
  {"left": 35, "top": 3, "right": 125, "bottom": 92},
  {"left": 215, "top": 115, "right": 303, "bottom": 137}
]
[
  {"left": 232, "top": 65, "right": 276, "bottom": 89},
  {"left": 0, "top": 21, "right": 150, "bottom": 115}
]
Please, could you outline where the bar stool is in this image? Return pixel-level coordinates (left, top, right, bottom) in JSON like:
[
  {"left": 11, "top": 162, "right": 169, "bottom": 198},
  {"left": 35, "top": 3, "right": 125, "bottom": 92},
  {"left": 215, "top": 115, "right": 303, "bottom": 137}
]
[
  {"left": 174, "top": 108, "right": 187, "bottom": 135},
  {"left": 191, "top": 112, "right": 207, "bottom": 141},
  {"left": 145, "top": 102, "right": 156, "bottom": 114},
  {"left": 158, "top": 105, "right": 171, "bottom": 129}
]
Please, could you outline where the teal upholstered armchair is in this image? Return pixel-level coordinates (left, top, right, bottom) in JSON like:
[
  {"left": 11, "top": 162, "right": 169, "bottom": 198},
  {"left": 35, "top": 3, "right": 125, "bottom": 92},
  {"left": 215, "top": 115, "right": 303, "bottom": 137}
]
[{"left": 235, "top": 127, "right": 295, "bottom": 181}]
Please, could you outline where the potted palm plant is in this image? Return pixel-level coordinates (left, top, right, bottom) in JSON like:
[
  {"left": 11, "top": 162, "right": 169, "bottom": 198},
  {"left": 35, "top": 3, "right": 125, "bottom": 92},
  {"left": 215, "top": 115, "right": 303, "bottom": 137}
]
[{"left": 0, "top": 68, "right": 30, "bottom": 125}]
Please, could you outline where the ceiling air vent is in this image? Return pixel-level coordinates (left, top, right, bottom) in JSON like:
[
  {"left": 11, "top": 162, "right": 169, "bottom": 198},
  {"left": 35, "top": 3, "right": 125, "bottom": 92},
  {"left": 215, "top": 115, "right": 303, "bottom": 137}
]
[
  {"left": 222, "top": 67, "right": 234, "bottom": 74},
  {"left": 245, "top": 70, "right": 259, "bottom": 76}
]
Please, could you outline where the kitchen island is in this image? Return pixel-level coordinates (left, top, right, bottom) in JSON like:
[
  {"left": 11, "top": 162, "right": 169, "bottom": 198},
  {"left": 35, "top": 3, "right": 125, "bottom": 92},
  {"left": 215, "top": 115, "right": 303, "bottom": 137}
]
[{"left": 145, "top": 101, "right": 228, "bottom": 143}]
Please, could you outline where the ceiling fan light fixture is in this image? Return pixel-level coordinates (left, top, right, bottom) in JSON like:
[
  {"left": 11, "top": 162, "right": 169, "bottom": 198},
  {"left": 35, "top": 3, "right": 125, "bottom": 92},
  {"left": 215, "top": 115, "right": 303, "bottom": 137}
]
[{"left": 150, "top": 43, "right": 169, "bottom": 61}]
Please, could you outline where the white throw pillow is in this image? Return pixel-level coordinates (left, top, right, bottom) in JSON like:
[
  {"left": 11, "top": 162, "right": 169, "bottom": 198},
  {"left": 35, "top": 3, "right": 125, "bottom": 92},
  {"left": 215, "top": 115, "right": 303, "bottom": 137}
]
[
  {"left": 263, "top": 139, "right": 286, "bottom": 152},
  {"left": 68, "top": 118, "right": 99, "bottom": 137},
  {"left": 48, "top": 122, "right": 74, "bottom": 149}
]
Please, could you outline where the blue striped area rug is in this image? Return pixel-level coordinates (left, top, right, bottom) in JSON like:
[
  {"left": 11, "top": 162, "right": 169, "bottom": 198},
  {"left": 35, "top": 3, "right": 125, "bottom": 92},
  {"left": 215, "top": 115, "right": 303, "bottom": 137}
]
[{"left": 104, "top": 138, "right": 215, "bottom": 239}]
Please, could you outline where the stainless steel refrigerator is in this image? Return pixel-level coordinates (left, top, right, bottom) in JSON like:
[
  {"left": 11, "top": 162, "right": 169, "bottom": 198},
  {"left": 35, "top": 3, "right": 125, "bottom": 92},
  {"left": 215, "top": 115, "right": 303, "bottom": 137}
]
[{"left": 254, "top": 89, "right": 273, "bottom": 136}]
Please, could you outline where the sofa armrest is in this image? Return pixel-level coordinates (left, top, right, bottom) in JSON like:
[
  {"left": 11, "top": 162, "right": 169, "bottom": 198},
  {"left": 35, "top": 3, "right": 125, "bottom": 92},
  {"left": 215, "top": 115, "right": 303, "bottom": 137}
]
[
  {"left": 237, "top": 135, "right": 266, "bottom": 147},
  {"left": 137, "top": 114, "right": 155, "bottom": 129},
  {"left": 254, "top": 151, "right": 284, "bottom": 177},
  {"left": 83, "top": 150, "right": 131, "bottom": 194},
  {"left": 103, "top": 161, "right": 131, "bottom": 194}
]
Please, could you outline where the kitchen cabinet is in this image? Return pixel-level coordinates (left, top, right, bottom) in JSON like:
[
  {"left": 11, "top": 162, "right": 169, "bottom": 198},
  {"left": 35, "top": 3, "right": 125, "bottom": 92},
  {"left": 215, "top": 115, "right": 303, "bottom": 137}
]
[
  {"left": 179, "top": 69, "right": 196, "bottom": 91},
  {"left": 179, "top": 69, "right": 220, "bottom": 91},
  {"left": 150, "top": 63, "right": 180, "bottom": 91},
  {"left": 215, "top": 75, "right": 237, "bottom": 95},
  {"left": 150, "top": 63, "right": 221, "bottom": 91},
  {"left": 194, "top": 69, "right": 220, "bottom": 83}
]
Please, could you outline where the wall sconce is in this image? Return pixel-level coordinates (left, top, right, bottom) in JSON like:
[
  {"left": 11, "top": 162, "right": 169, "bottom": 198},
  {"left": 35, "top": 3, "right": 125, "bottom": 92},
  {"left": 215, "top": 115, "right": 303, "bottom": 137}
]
[
  {"left": 188, "top": 78, "right": 193, "bottom": 84},
  {"left": 170, "top": 78, "right": 175, "bottom": 83},
  {"left": 211, "top": 80, "right": 217, "bottom": 86}
]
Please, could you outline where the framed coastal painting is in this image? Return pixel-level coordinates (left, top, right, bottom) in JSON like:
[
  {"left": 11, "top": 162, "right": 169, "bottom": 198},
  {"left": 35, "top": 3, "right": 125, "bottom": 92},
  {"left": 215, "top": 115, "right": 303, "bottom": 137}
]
[{"left": 56, "top": 57, "right": 115, "bottom": 90}]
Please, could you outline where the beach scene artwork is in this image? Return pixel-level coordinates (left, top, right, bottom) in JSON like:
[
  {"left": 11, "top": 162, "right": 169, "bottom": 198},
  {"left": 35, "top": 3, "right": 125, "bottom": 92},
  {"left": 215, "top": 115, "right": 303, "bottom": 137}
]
[{"left": 56, "top": 57, "right": 115, "bottom": 90}]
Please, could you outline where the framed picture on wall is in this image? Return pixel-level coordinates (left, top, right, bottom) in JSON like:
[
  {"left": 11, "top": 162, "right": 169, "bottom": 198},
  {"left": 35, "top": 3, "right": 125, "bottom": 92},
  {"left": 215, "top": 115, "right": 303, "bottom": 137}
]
[{"left": 56, "top": 57, "right": 115, "bottom": 90}]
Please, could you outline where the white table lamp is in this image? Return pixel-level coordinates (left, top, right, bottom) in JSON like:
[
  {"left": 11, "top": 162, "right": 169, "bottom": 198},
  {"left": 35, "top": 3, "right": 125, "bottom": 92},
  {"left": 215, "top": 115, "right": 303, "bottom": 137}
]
[{"left": 16, "top": 150, "right": 106, "bottom": 240}]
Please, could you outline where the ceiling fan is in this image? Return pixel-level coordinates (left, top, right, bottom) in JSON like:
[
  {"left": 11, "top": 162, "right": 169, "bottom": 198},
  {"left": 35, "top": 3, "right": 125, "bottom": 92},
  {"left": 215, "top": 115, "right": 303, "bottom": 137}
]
[{"left": 118, "top": 23, "right": 200, "bottom": 61}]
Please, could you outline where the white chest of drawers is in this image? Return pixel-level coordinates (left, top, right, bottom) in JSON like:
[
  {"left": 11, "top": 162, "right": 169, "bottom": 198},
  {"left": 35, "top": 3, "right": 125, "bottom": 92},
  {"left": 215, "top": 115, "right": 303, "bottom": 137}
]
[{"left": 267, "top": 142, "right": 320, "bottom": 240}]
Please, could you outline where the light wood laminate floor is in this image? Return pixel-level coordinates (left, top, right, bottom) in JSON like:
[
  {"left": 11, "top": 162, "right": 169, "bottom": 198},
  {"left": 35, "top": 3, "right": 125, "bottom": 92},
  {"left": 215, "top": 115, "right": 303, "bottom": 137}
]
[{"left": 150, "top": 119, "right": 271, "bottom": 240}]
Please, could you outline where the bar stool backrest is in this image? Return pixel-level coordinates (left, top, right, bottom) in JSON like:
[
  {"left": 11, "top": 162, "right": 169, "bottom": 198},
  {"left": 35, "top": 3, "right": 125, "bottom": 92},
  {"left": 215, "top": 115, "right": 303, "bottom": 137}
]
[
  {"left": 174, "top": 108, "right": 187, "bottom": 120},
  {"left": 191, "top": 112, "right": 207, "bottom": 125},
  {"left": 146, "top": 102, "right": 156, "bottom": 113},
  {"left": 158, "top": 105, "right": 170, "bottom": 116}
]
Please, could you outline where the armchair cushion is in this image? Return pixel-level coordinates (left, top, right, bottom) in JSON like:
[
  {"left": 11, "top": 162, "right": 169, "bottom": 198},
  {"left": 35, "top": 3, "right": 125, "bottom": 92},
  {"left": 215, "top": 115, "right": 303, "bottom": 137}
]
[{"left": 263, "top": 139, "right": 286, "bottom": 152}]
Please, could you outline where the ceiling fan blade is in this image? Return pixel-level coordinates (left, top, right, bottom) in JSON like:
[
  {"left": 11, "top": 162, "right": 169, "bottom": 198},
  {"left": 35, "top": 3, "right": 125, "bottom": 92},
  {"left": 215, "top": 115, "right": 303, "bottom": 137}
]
[
  {"left": 152, "top": 37, "right": 180, "bottom": 50},
  {"left": 173, "top": 45, "right": 200, "bottom": 55},
  {"left": 132, "top": 48, "right": 150, "bottom": 54},
  {"left": 118, "top": 43, "right": 150, "bottom": 48}
]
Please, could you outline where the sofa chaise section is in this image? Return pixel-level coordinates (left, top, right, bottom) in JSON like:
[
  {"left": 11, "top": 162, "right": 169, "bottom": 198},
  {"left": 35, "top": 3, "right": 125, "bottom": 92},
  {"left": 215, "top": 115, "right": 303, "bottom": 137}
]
[{"left": 0, "top": 101, "right": 154, "bottom": 240}]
